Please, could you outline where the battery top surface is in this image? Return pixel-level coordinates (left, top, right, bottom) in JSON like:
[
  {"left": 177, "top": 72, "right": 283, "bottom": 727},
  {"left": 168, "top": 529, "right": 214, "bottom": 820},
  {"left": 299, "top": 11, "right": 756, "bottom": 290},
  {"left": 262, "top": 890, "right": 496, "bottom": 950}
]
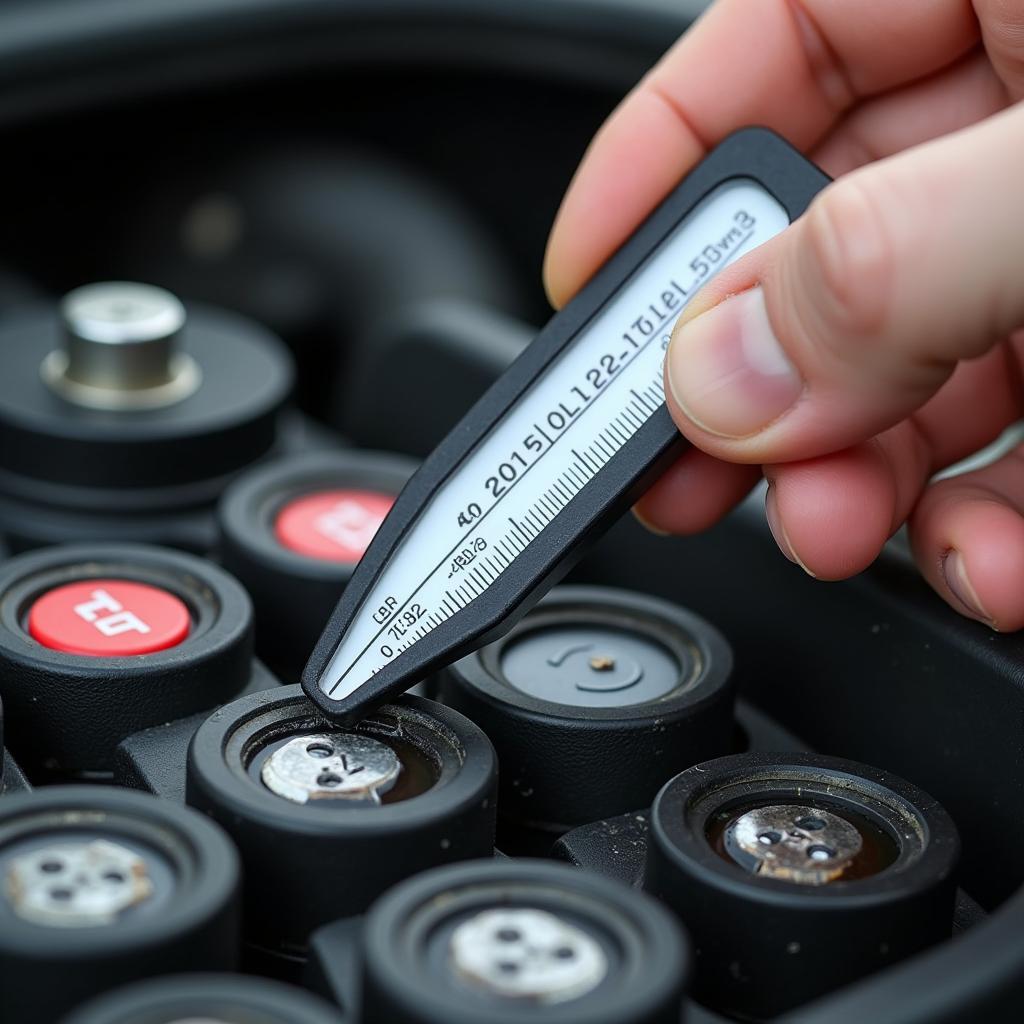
[{"left": 499, "top": 623, "right": 683, "bottom": 708}]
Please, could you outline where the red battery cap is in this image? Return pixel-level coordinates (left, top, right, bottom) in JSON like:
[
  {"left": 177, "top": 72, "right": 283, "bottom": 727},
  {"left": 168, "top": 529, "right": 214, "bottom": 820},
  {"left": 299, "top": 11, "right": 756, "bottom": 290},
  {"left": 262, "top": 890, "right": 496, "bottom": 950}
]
[
  {"left": 27, "top": 579, "right": 192, "bottom": 656},
  {"left": 275, "top": 489, "right": 394, "bottom": 563}
]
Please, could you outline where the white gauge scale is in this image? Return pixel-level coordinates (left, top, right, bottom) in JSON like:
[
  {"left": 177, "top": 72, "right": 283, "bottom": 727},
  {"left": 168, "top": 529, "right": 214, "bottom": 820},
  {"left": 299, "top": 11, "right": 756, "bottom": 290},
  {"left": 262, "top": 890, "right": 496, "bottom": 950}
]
[{"left": 303, "top": 130, "right": 828, "bottom": 722}]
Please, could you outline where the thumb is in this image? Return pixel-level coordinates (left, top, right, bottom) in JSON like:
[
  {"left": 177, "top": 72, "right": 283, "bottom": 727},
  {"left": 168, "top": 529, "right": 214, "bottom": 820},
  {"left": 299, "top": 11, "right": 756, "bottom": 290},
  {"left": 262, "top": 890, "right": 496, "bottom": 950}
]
[{"left": 664, "top": 104, "right": 1024, "bottom": 464}]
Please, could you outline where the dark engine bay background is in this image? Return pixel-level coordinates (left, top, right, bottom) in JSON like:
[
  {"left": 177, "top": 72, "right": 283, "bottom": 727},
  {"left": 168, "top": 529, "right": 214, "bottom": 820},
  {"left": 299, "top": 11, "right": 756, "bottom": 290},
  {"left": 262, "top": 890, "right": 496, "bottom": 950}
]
[{"left": 0, "top": 2, "right": 1021, "bottom": 1022}]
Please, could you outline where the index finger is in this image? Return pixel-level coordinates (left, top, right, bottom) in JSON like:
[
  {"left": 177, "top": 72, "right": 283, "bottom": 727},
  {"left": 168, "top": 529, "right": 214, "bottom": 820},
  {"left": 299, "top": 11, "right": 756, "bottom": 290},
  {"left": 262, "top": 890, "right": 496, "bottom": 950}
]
[{"left": 543, "top": 0, "right": 978, "bottom": 308}]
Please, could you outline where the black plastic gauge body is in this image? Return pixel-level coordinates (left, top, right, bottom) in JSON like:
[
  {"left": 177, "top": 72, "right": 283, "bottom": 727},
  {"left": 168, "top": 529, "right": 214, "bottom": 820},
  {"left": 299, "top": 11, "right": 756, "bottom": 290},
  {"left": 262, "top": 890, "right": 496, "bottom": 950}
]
[
  {"left": 439, "top": 585, "right": 734, "bottom": 839},
  {"left": 0, "top": 786, "right": 239, "bottom": 1024},
  {"left": 303, "top": 127, "right": 830, "bottom": 724},
  {"left": 185, "top": 684, "right": 498, "bottom": 956},
  {"left": 0, "top": 749, "right": 31, "bottom": 794},
  {"left": 644, "top": 752, "right": 960, "bottom": 1018},
  {"left": 0, "top": 543, "right": 254, "bottom": 779},
  {"left": 0, "top": 297, "right": 293, "bottom": 551},
  {"left": 359, "top": 858, "right": 688, "bottom": 1024},
  {"left": 62, "top": 972, "right": 345, "bottom": 1024},
  {"left": 218, "top": 450, "right": 418, "bottom": 679}
]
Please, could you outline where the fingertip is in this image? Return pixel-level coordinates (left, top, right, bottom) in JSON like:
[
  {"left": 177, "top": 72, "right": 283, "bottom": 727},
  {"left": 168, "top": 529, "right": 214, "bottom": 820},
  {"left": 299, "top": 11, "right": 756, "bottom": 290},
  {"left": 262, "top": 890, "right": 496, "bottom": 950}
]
[
  {"left": 767, "top": 445, "right": 896, "bottom": 580},
  {"left": 543, "top": 88, "right": 705, "bottom": 311},
  {"left": 542, "top": 198, "right": 580, "bottom": 310},
  {"left": 911, "top": 446, "right": 1024, "bottom": 631},
  {"left": 631, "top": 505, "right": 670, "bottom": 537},
  {"left": 541, "top": 247, "right": 567, "bottom": 312},
  {"left": 764, "top": 481, "right": 814, "bottom": 576},
  {"left": 915, "top": 497, "right": 1024, "bottom": 632},
  {"left": 634, "top": 447, "right": 759, "bottom": 536},
  {"left": 951, "top": 525, "right": 1024, "bottom": 632}
]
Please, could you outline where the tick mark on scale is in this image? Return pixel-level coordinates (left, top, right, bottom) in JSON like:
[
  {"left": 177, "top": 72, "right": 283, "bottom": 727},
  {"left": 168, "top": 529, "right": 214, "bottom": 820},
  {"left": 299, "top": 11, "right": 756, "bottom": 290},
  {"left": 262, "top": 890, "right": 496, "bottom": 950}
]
[{"left": 311, "top": 174, "right": 795, "bottom": 715}]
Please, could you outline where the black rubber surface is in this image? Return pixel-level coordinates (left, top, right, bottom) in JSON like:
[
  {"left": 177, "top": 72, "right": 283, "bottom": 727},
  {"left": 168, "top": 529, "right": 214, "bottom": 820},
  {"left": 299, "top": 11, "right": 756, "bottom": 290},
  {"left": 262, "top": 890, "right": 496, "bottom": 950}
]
[
  {"left": 440, "top": 586, "right": 735, "bottom": 836},
  {"left": 0, "top": 301, "right": 292, "bottom": 500},
  {"left": 645, "top": 752, "right": 960, "bottom": 1018},
  {"left": 62, "top": 972, "right": 345, "bottom": 1024},
  {"left": 186, "top": 685, "right": 497, "bottom": 955},
  {"left": 361, "top": 858, "right": 689, "bottom": 1024},
  {"left": 0, "top": 786, "right": 239, "bottom": 1023},
  {"left": 0, "top": 543, "right": 254, "bottom": 778}
]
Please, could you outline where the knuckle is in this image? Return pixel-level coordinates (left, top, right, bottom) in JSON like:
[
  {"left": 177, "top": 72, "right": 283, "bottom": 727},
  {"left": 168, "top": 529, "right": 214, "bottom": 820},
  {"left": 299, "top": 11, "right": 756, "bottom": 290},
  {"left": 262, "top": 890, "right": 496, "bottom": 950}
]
[{"left": 800, "top": 175, "right": 897, "bottom": 347}]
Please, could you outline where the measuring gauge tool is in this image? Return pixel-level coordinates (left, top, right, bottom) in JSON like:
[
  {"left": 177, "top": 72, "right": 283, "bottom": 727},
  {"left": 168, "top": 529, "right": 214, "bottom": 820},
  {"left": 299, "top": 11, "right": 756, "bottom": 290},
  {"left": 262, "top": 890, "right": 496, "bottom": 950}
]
[{"left": 304, "top": 128, "right": 829, "bottom": 723}]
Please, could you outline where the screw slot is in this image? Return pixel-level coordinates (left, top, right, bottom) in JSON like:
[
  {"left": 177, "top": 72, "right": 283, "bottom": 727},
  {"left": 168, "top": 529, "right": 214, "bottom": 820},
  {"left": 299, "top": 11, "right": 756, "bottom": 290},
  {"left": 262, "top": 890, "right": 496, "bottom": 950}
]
[
  {"left": 757, "top": 830, "right": 782, "bottom": 845},
  {"left": 795, "top": 816, "right": 827, "bottom": 831},
  {"left": 306, "top": 742, "right": 334, "bottom": 758}
]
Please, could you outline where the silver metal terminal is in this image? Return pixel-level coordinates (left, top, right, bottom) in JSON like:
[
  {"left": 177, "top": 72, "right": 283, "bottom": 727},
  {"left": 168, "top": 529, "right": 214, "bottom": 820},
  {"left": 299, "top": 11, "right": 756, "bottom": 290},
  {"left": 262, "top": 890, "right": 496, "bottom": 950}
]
[
  {"left": 449, "top": 908, "right": 607, "bottom": 1004},
  {"left": 42, "top": 281, "right": 200, "bottom": 410},
  {"left": 4, "top": 839, "right": 154, "bottom": 927},
  {"left": 725, "top": 804, "right": 863, "bottom": 885},
  {"left": 261, "top": 733, "right": 401, "bottom": 805}
]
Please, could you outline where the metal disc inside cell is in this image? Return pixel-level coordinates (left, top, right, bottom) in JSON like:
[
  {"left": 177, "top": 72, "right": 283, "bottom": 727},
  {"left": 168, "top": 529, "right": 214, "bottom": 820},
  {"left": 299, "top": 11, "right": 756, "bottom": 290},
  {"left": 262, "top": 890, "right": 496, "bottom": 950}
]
[
  {"left": 3, "top": 838, "right": 154, "bottom": 927},
  {"left": 449, "top": 908, "right": 607, "bottom": 1005},
  {"left": 499, "top": 625, "right": 682, "bottom": 707},
  {"left": 261, "top": 733, "right": 401, "bottom": 805},
  {"left": 724, "top": 804, "right": 863, "bottom": 885}
]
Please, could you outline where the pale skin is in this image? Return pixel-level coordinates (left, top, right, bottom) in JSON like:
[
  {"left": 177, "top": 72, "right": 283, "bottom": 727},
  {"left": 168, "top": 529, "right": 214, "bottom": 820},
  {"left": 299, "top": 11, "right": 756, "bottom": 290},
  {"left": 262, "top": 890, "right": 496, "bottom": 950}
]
[{"left": 544, "top": 0, "right": 1024, "bottom": 631}]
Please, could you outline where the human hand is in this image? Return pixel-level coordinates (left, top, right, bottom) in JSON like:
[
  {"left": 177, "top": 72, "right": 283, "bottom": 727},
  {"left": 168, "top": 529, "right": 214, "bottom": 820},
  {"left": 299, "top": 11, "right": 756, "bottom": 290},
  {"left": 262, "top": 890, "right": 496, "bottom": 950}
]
[{"left": 544, "top": 0, "right": 1024, "bottom": 630}]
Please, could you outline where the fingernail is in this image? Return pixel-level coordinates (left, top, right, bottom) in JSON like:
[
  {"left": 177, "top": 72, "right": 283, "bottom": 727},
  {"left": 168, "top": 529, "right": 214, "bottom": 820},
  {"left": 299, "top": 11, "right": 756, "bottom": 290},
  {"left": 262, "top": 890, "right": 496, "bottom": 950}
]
[
  {"left": 667, "top": 287, "right": 803, "bottom": 438},
  {"left": 632, "top": 506, "right": 670, "bottom": 536},
  {"left": 765, "top": 484, "right": 815, "bottom": 577},
  {"left": 942, "top": 550, "right": 994, "bottom": 626}
]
